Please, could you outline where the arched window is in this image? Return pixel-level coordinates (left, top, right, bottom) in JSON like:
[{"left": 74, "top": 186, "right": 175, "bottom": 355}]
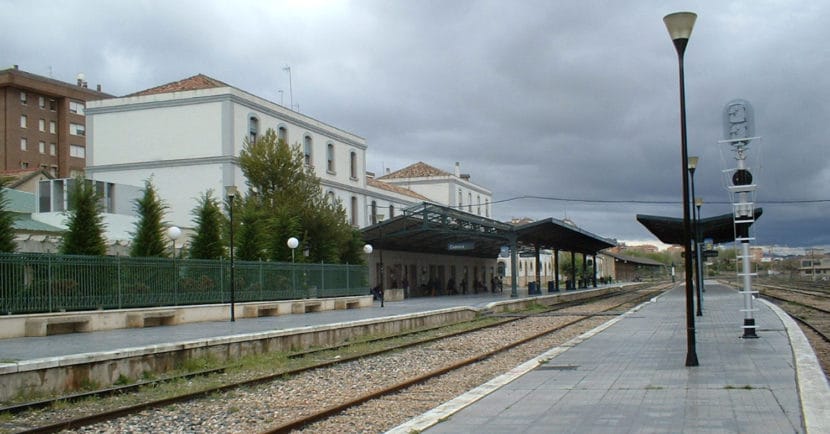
[
  {"left": 350, "top": 196, "right": 358, "bottom": 226},
  {"left": 389, "top": 204, "right": 395, "bottom": 218},
  {"left": 485, "top": 199, "right": 489, "bottom": 218},
  {"left": 350, "top": 151, "right": 358, "bottom": 179},
  {"left": 371, "top": 200, "right": 377, "bottom": 225},
  {"left": 278, "top": 126, "right": 288, "bottom": 143},
  {"left": 477, "top": 195, "right": 481, "bottom": 215},
  {"left": 304, "top": 135, "right": 313, "bottom": 167},
  {"left": 458, "top": 189, "right": 463, "bottom": 208},
  {"left": 468, "top": 192, "right": 472, "bottom": 212},
  {"left": 248, "top": 116, "right": 259, "bottom": 142},
  {"left": 327, "top": 191, "right": 336, "bottom": 204},
  {"left": 327, "top": 143, "right": 335, "bottom": 173}
]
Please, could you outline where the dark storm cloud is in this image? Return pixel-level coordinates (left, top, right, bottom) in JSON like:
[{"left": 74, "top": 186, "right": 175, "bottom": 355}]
[{"left": 3, "top": 0, "right": 827, "bottom": 247}]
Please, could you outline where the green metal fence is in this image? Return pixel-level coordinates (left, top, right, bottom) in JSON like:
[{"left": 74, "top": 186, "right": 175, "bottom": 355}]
[{"left": 0, "top": 253, "right": 370, "bottom": 314}]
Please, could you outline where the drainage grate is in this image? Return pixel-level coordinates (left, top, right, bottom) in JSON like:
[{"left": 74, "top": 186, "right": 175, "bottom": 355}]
[{"left": 536, "top": 364, "right": 579, "bottom": 371}]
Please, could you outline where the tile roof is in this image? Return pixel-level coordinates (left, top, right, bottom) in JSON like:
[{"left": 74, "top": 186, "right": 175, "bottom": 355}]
[
  {"left": 127, "top": 74, "right": 230, "bottom": 97},
  {"left": 378, "top": 162, "right": 452, "bottom": 180},
  {"left": 367, "top": 178, "right": 431, "bottom": 201},
  {"left": 3, "top": 188, "right": 36, "bottom": 213},
  {"left": 0, "top": 169, "right": 53, "bottom": 188}
]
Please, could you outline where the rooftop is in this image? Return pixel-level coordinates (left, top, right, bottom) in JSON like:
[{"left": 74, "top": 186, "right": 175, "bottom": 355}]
[
  {"left": 127, "top": 74, "right": 230, "bottom": 97},
  {"left": 379, "top": 162, "right": 452, "bottom": 180}
]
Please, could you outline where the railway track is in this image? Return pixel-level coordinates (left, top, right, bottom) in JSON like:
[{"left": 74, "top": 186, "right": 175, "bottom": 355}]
[
  {"left": 5, "top": 283, "right": 668, "bottom": 433},
  {"left": 754, "top": 283, "right": 830, "bottom": 379}
]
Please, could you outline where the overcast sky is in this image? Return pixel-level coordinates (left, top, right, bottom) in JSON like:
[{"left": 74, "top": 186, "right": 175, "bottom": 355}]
[{"left": 4, "top": 1, "right": 828, "bottom": 248}]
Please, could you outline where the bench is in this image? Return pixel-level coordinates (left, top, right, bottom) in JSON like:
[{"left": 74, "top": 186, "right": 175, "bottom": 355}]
[
  {"left": 25, "top": 315, "right": 91, "bottom": 337},
  {"left": 334, "top": 299, "right": 361, "bottom": 310},
  {"left": 291, "top": 301, "right": 322, "bottom": 314},
  {"left": 243, "top": 303, "right": 283, "bottom": 318},
  {"left": 126, "top": 310, "right": 177, "bottom": 328}
]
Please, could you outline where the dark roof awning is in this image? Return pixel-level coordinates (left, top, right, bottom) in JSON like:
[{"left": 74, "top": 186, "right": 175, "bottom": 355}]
[
  {"left": 361, "top": 203, "right": 617, "bottom": 258},
  {"left": 514, "top": 218, "right": 616, "bottom": 254},
  {"left": 361, "top": 202, "right": 514, "bottom": 258},
  {"left": 636, "top": 208, "right": 763, "bottom": 245}
]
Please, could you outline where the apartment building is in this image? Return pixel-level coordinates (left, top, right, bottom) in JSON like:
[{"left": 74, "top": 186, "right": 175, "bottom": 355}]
[{"left": 0, "top": 66, "right": 111, "bottom": 178}]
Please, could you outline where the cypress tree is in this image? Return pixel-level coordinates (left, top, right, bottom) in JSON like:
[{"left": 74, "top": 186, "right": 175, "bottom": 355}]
[
  {"left": 130, "top": 179, "right": 169, "bottom": 257},
  {"left": 0, "top": 177, "right": 18, "bottom": 253},
  {"left": 61, "top": 177, "right": 107, "bottom": 255},
  {"left": 189, "top": 190, "right": 225, "bottom": 260}
]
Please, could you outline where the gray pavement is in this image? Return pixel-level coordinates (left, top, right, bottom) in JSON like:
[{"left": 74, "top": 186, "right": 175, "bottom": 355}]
[
  {"left": 391, "top": 282, "right": 830, "bottom": 434},
  {"left": 0, "top": 289, "right": 525, "bottom": 362}
]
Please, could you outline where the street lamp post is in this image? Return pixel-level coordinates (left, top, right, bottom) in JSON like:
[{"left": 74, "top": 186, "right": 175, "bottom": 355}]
[
  {"left": 225, "top": 186, "right": 238, "bottom": 322},
  {"left": 688, "top": 157, "right": 703, "bottom": 317},
  {"left": 363, "top": 244, "right": 382, "bottom": 306},
  {"left": 167, "top": 226, "right": 181, "bottom": 258},
  {"left": 695, "top": 197, "right": 705, "bottom": 295},
  {"left": 288, "top": 237, "right": 299, "bottom": 297},
  {"left": 664, "top": 11, "right": 699, "bottom": 367}
]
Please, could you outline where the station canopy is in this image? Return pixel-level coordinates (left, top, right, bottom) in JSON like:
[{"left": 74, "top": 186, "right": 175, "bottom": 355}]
[
  {"left": 636, "top": 208, "right": 763, "bottom": 245},
  {"left": 361, "top": 202, "right": 616, "bottom": 258}
]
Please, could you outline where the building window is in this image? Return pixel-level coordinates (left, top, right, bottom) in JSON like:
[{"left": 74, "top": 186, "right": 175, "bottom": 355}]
[
  {"left": 327, "top": 191, "right": 336, "bottom": 204},
  {"left": 39, "top": 141, "right": 46, "bottom": 154},
  {"left": 371, "top": 200, "right": 377, "bottom": 225},
  {"left": 20, "top": 161, "right": 29, "bottom": 169},
  {"left": 48, "top": 99, "right": 56, "bottom": 111},
  {"left": 70, "top": 123, "right": 85, "bottom": 136},
  {"left": 477, "top": 195, "right": 481, "bottom": 215},
  {"left": 485, "top": 199, "right": 489, "bottom": 218},
  {"left": 20, "top": 91, "right": 27, "bottom": 104},
  {"left": 248, "top": 116, "right": 259, "bottom": 142},
  {"left": 303, "top": 135, "right": 313, "bottom": 166},
  {"left": 350, "top": 196, "right": 358, "bottom": 226},
  {"left": 50, "top": 121, "right": 56, "bottom": 134},
  {"left": 70, "top": 144, "right": 86, "bottom": 158},
  {"left": 49, "top": 143, "right": 56, "bottom": 156},
  {"left": 327, "top": 143, "right": 335, "bottom": 173},
  {"left": 350, "top": 151, "right": 358, "bottom": 179},
  {"left": 50, "top": 166, "right": 58, "bottom": 176},
  {"left": 39, "top": 119, "right": 46, "bottom": 132},
  {"left": 458, "top": 189, "right": 463, "bottom": 208},
  {"left": 389, "top": 204, "right": 395, "bottom": 218},
  {"left": 20, "top": 115, "right": 27, "bottom": 128},
  {"left": 468, "top": 192, "right": 472, "bottom": 211},
  {"left": 20, "top": 138, "right": 27, "bottom": 151},
  {"left": 39, "top": 96, "right": 45, "bottom": 109},
  {"left": 278, "top": 126, "right": 287, "bottom": 143},
  {"left": 69, "top": 100, "right": 85, "bottom": 115}
]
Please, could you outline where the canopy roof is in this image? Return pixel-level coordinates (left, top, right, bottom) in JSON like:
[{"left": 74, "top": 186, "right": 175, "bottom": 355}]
[
  {"left": 636, "top": 208, "right": 763, "bottom": 245},
  {"left": 361, "top": 202, "right": 615, "bottom": 258}
]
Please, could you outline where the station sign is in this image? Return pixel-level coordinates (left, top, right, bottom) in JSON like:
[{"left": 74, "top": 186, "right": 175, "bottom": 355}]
[
  {"left": 448, "top": 242, "right": 475, "bottom": 251},
  {"left": 703, "top": 250, "right": 719, "bottom": 258}
]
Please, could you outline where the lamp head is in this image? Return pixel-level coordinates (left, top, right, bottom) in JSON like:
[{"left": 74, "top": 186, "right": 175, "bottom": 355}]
[
  {"left": 363, "top": 244, "right": 373, "bottom": 254},
  {"left": 695, "top": 197, "right": 704, "bottom": 207},
  {"left": 287, "top": 237, "right": 299, "bottom": 249},
  {"left": 663, "top": 12, "right": 697, "bottom": 41},
  {"left": 167, "top": 226, "right": 182, "bottom": 241},
  {"left": 225, "top": 185, "right": 238, "bottom": 200},
  {"left": 688, "top": 156, "right": 699, "bottom": 172}
]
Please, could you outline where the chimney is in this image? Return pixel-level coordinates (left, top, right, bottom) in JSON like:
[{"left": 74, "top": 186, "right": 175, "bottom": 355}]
[
  {"left": 96, "top": 84, "right": 102, "bottom": 92},
  {"left": 76, "top": 73, "right": 86, "bottom": 87},
  {"left": 454, "top": 162, "right": 460, "bottom": 177},
  {"left": 13, "top": 64, "right": 18, "bottom": 70},
  {"left": 385, "top": 168, "right": 391, "bottom": 175}
]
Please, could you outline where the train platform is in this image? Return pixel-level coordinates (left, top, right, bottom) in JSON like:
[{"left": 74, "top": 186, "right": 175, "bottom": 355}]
[
  {"left": 0, "top": 289, "right": 527, "bottom": 362},
  {"left": 391, "top": 282, "right": 830, "bottom": 434}
]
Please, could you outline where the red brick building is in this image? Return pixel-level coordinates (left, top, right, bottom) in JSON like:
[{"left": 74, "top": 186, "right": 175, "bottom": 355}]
[{"left": 0, "top": 66, "right": 111, "bottom": 178}]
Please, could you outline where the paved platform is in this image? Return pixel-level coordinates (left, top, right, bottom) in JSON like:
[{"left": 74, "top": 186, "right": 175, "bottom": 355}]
[
  {"left": 391, "top": 283, "right": 830, "bottom": 434},
  {"left": 0, "top": 288, "right": 532, "bottom": 362}
]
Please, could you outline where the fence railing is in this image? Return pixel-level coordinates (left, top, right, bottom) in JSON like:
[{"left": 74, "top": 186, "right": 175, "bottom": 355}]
[{"left": 0, "top": 253, "right": 369, "bottom": 314}]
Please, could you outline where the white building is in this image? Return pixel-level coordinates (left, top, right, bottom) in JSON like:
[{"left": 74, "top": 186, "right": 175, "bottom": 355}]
[
  {"left": 84, "top": 74, "right": 417, "bottom": 232},
  {"left": 84, "top": 74, "right": 491, "bottom": 239}
]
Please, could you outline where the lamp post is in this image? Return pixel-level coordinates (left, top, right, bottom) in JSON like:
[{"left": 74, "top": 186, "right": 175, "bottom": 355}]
[
  {"left": 695, "top": 197, "right": 705, "bottom": 298},
  {"left": 688, "top": 157, "right": 703, "bottom": 317},
  {"left": 288, "top": 237, "right": 299, "bottom": 297},
  {"left": 664, "top": 11, "right": 699, "bottom": 367},
  {"left": 167, "top": 226, "right": 181, "bottom": 258},
  {"left": 363, "top": 244, "right": 382, "bottom": 306},
  {"left": 225, "top": 185, "right": 238, "bottom": 322}
]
